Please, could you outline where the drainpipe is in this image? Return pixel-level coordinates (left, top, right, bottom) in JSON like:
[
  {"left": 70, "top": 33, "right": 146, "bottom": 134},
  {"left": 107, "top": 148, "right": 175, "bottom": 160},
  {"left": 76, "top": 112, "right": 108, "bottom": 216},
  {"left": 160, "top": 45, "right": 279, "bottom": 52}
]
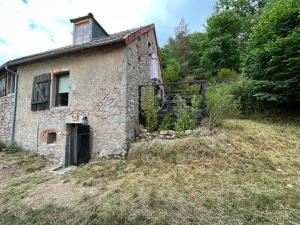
[{"left": 4, "top": 66, "right": 18, "bottom": 145}]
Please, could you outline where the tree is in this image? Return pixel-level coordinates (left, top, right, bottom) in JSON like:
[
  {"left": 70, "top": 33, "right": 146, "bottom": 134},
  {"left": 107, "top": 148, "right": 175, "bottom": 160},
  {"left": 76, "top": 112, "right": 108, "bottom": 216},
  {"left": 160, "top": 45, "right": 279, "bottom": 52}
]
[
  {"left": 214, "top": 0, "right": 270, "bottom": 56},
  {"left": 166, "top": 18, "right": 192, "bottom": 77},
  {"left": 200, "top": 10, "right": 242, "bottom": 75},
  {"left": 162, "top": 18, "right": 206, "bottom": 79},
  {"left": 215, "top": 0, "right": 269, "bottom": 17},
  {"left": 164, "top": 58, "right": 181, "bottom": 83},
  {"left": 242, "top": 0, "right": 300, "bottom": 106},
  {"left": 188, "top": 32, "right": 205, "bottom": 77}
]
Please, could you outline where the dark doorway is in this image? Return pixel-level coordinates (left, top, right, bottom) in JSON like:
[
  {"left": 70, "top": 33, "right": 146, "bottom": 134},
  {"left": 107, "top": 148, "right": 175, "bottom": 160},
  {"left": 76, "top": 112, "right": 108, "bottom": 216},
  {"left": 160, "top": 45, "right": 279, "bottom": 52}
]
[
  {"left": 77, "top": 124, "right": 90, "bottom": 165},
  {"left": 65, "top": 124, "right": 90, "bottom": 167}
]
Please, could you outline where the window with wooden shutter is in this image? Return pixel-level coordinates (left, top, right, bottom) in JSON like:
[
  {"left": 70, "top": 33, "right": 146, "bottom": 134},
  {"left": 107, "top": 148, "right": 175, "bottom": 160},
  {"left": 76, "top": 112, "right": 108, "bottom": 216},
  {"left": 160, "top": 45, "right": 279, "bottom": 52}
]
[{"left": 31, "top": 73, "right": 51, "bottom": 111}]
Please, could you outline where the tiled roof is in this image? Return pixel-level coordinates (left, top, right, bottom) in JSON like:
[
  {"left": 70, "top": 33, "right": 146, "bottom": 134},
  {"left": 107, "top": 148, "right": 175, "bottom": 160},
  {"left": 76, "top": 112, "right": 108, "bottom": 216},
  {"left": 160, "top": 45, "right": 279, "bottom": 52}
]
[{"left": 1, "top": 24, "right": 155, "bottom": 68}]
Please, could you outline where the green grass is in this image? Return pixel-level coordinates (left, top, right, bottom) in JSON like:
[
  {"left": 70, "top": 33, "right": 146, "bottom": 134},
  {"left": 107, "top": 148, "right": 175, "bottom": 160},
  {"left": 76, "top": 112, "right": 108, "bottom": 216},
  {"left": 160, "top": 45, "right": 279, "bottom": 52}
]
[{"left": 0, "top": 118, "right": 299, "bottom": 224}]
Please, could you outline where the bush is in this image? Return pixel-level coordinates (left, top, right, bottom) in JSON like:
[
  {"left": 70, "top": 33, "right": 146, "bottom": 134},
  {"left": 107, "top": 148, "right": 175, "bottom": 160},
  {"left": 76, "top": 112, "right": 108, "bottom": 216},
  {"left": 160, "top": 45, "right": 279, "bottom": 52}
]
[
  {"left": 180, "top": 84, "right": 200, "bottom": 100},
  {"left": 232, "top": 79, "right": 265, "bottom": 114},
  {"left": 159, "top": 113, "right": 175, "bottom": 131},
  {"left": 206, "top": 83, "right": 240, "bottom": 129},
  {"left": 175, "top": 96, "right": 195, "bottom": 132},
  {"left": 0, "top": 141, "right": 6, "bottom": 151},
  {"left": 142, "top": 83, "right": 159, "bottom": 132},
  {"left": 217, "top": 68, "right": 239, "bottom": 83},
  {"left": 164, "top": 58, "right": 181, "bottom": 83},
  {"left": 9, "top": 143, "right": 22, "bottom": 153},
  {"left": 192, "top": 95, "right": 203, "bottom": 110}
]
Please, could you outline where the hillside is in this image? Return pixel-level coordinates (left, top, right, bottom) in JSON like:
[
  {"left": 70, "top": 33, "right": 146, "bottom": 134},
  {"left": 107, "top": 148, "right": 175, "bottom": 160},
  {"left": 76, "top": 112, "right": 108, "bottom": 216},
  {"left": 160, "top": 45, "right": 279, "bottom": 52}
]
[{"left": 0, "top": 118, "right": 299, "bottom": 225}]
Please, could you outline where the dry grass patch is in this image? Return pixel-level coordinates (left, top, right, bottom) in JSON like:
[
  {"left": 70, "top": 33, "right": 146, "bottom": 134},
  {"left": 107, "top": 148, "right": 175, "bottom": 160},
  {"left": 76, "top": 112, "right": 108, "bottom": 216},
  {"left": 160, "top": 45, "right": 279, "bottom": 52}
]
[{"left": 0, "top": 118, "right": 299, "bottom": 224}]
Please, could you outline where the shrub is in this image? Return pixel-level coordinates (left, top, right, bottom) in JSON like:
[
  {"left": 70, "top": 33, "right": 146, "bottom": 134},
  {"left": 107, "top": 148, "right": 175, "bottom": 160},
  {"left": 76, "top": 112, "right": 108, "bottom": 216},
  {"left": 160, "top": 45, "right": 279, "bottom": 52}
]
[
  {"left": 206, "top": 83, "right": 240, "bottom": 129},
  {"left": 232, "top": 79, "right": 264, "bottom": 114},
  {"left": 164, "top": 58, "right": 181, "bottom": 83},
  {"left": 0, "top": 141, "right": 6, "bottom": 151},
  {"left": 217, "top": 68, "right": 239, "bottom": 83},
  {"left": 9, "top": 143, "right": 22, "bottom": 153},
  {"left": 142, "top": 83, "right": 159, "bottom": 132},
  {"left": 159, "top": 113, "right": 174, "bottom": 131},
  {"left": 180, "top": 84, "right": 200, "bottom": 100},
  {"left": 191, "top": 95, "right": 203, "bottom": 110},
  {"left": 175, "top": 96, "right": 195, "bottom": 132}
]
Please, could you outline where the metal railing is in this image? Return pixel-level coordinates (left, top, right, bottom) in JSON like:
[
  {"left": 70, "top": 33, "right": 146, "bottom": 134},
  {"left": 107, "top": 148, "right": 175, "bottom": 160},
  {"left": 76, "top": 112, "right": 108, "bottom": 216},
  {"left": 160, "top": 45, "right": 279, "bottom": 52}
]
[{"left": 139, "top": 80, "right": 206, "bottom": 128}]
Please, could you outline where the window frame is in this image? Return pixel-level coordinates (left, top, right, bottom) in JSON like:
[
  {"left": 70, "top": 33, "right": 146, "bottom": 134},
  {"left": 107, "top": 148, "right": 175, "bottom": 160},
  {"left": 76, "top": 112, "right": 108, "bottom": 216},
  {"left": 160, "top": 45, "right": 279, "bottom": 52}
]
[
  {"left": 54, "top": 72, "right": 70, "bottom": 108},
  {"left": 73, "top": 19, "right": 91, "bottom": 45},
  {"left": 0, "top": 72, "right": 15, "bottom": 98},
  {"left": 47, "top": 132, "right": 57, "bottom": 145},
  {"left": 31, "top": 73, "right": 51, "bottom": 111},
  {"left": 0, "top": 74, "right": 7, "bottom": 97}
]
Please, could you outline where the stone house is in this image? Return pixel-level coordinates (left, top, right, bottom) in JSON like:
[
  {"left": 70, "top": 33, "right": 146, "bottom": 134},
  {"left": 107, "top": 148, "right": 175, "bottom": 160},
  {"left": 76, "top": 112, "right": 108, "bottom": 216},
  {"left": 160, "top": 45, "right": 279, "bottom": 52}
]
[{"left": 0, "top": 13, "right": 163, "bottom": 166}]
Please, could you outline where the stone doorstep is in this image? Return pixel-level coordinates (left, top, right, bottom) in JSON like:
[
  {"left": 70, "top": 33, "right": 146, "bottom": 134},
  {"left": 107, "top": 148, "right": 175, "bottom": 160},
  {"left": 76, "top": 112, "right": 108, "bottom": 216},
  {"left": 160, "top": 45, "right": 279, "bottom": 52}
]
[{"left": 48, "top": 165, "right": 76, "bottom": 174}]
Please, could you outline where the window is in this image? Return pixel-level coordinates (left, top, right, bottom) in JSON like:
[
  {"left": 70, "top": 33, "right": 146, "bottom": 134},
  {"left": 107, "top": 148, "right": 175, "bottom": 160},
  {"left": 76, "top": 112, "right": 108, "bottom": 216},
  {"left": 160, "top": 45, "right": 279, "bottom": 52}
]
[
  {"left": 55, "top": 74, "right": 69, "bottom": 107},
  {"left": 47, "top": 132, "right": 57, "bottom": 144},
  {"left": 0, "top": 74, "right": 7, "bottom": 97},
  {"left": 74, "top": 21, "right": 90, "bottom": 45},
  {"left": 31, "top": 73, "right": 51, "bottom": 111}
]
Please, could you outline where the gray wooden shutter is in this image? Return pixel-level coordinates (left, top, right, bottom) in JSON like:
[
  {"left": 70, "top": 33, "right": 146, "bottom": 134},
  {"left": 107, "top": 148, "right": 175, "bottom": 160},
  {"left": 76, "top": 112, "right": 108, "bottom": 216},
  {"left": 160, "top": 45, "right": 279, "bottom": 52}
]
[{"left": 31, "top": 73, "right": 51, "bottom": 111}]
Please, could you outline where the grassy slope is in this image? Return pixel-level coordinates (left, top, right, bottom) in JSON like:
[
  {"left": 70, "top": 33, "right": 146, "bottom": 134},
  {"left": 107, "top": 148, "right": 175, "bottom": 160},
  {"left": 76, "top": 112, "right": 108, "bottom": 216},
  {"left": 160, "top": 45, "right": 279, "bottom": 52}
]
[{"left": 0, "top": 118, "right": 299, "bottom": 225}]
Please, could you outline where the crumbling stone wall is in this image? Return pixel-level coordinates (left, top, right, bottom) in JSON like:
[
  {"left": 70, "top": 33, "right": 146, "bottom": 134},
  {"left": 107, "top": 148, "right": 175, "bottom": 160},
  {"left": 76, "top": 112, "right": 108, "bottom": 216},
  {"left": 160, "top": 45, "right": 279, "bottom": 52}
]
[
  {"left": 15, "top": 46, "right": 128, "bottom": 162},
  {"left": 0, "top": 94, "right": 13, "bottom": 144},
  {"left": 125, "top": 30, "right": 163, "bottom": 145}
]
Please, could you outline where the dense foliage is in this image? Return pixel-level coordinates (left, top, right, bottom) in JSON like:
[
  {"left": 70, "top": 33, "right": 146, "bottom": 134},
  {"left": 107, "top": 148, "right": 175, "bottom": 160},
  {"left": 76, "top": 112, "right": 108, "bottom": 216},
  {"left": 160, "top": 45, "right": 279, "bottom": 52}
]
[
  {"left": 160, "top": 0, "right": 299, "bottom": 114},
  {"left": 142, "top": 84, "right": 159, "bottom": 132},
  {"left": 200, "top": 10, "right": 242, "bottom": 74},
  {"left": 206, "top": 83, "right": 240, "bottom": 129},
  {"left": 242, "top": 0, "right": 300, "bottom": 107}
]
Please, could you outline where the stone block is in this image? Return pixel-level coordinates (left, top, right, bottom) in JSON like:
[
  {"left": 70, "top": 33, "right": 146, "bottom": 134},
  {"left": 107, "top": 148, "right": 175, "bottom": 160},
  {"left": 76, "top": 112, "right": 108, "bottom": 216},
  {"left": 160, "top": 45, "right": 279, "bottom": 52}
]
[
  {"left": 185, "top": 130, "right": 193, "bottom": 135},
  {"left": 160, "top": 130, "right": 168, "bottom": 135},
  {"left": 168, "top": 130, "right": 176, "bottom": 135}
]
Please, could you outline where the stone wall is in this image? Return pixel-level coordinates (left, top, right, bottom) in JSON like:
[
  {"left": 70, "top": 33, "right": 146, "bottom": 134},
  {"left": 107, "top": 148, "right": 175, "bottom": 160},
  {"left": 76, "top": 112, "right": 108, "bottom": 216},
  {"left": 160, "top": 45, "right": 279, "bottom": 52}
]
[
  {"left": 137, "top": 126, "right": 194, "bottom": 141},
  {"left": 15, "top": 45, "right": 128, "bottom": 163},
  {"left": 0, "top": 94, "right": 13, "bottom": 144},
  {"left": 125, "top": 30, "right": 162, "bottom": 146}
]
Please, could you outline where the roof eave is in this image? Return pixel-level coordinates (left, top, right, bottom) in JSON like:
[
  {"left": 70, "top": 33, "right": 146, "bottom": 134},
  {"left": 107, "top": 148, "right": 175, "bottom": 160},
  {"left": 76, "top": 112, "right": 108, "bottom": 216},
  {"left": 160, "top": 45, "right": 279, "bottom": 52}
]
[{"left": 2, "top": 37, "right": 125, "bottom": 69}]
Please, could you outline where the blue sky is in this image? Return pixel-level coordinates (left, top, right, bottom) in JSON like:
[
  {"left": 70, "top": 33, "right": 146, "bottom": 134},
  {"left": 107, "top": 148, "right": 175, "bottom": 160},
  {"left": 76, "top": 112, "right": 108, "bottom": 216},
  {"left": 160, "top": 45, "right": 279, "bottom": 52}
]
[
  {"left": 0, "top": 0, "right": 215, "bottom": 64},
  {"left": 151, "top": 0, "right": 215, "bottom": 45}
]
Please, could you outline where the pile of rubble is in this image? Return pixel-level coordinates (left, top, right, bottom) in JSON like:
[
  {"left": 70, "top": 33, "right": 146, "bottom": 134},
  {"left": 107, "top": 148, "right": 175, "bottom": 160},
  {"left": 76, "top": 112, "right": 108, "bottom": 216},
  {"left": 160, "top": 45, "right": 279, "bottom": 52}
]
[{"left": 137, "top": 126, "right": 194, "bottom": 141}]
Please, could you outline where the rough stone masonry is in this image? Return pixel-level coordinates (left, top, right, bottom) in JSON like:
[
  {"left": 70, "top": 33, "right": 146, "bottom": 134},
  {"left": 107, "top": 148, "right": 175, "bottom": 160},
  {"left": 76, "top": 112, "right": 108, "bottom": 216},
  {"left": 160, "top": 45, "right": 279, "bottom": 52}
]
[
  {"left": 0, "top": 23, "right": 162, "bottom": 165},
  {"left": 0, "top": 94, "right": 13, "bottom": 144}
]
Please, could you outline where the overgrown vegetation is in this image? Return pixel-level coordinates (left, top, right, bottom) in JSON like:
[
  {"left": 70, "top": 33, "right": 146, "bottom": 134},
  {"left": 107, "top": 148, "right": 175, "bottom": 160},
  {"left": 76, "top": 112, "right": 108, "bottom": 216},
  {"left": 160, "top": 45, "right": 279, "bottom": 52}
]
[
  {"left": 161, "top": 0, "right": 299, "bottom": 114},
  {"left": 142, "top": 83, "right": 159, "bottom": 132},
  {"left": 174, "top": 96, "right": 195, "bottom": 132},
  {"left": 0, "top": 141, "right": 5, "bottom": 152},
  {"left": 242, "top": 0, "right": 300, "bottom": 111},
  {"left": 206, "top": 83, "right": 240, "bottom": 129},
  {"left": 1, "top": 118, "right": 299, "bottom": 224},
  {"left": 159, "top": 113, "right": 174, "bottom": 131}
]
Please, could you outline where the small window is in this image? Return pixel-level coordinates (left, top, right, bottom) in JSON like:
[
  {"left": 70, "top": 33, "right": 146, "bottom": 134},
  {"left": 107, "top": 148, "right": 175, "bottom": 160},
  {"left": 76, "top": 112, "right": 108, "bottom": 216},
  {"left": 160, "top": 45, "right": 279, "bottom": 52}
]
[
  {"left": 55, "top": 74, "right": 69, "bottom": 107},
  {"left": 74, "top": 21, "right": 90, "bottom": 45},
  {"left": 47, "top": 132, "right": 57, "bottom": 144},
  {"left": 147, "top": 41, "right": 151, "bottom": 47},
  {"left": 0, "top": 74, "right": 7, "bottom": 97}
]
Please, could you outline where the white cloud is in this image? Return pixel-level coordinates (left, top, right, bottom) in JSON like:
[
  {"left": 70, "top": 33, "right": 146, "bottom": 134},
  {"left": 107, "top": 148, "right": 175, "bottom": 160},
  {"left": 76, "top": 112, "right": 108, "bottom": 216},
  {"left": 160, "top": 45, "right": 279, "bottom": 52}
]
[{"left": 0, "top": 0, "right": 184, "bottom": 64}]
